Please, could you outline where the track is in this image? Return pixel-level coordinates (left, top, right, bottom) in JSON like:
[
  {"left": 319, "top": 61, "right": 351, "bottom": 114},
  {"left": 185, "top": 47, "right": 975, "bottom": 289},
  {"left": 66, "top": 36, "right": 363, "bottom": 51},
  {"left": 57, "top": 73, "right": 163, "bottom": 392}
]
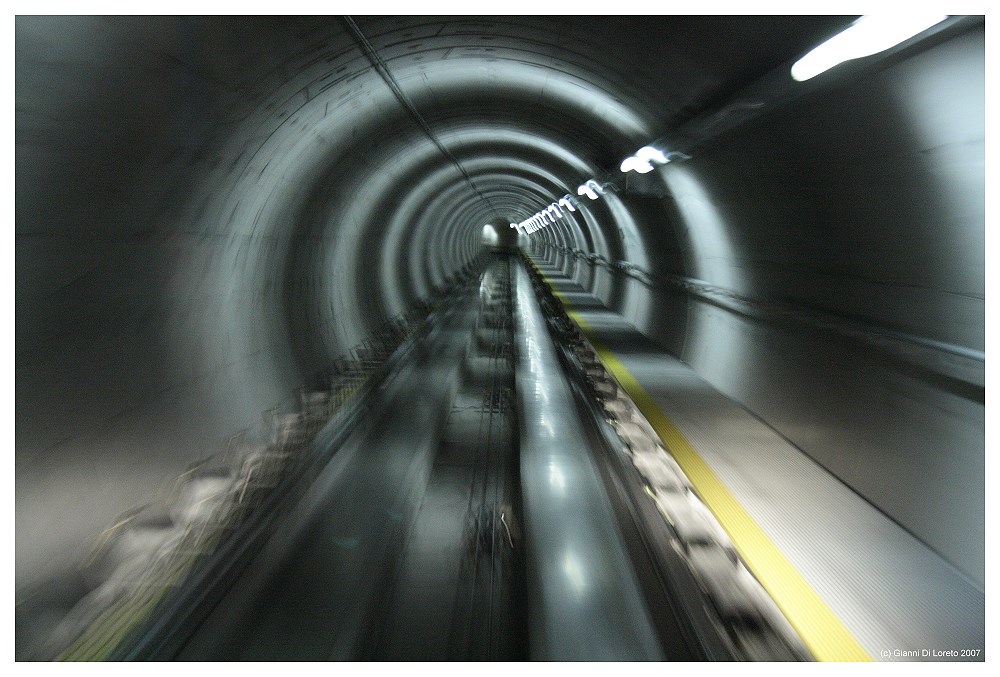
[
  {"left": 50, "top": 252, "right": 810, "bottom": 661},
  {"left": 173, "top": 255, "right": 527, "bottom": 660}
]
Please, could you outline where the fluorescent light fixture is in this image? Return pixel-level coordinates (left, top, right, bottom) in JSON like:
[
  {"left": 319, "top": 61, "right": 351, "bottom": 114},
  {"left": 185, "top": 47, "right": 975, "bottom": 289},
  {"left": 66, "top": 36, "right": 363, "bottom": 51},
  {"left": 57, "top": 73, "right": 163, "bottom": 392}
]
[
  {"left": 636, "top": 146, "right": 668, "bottom": 164},
  {"left": 791, "top": 14, "right": 948, "bottom": 82},
  {"left": 578, "top": 179, "right": 605, "bottom": 200},
  {"left": 620, "top": 156, "right": 654, "bottom": 174},
  {"left": 515, "top": 195, "right": 581, "bottom": 236}
]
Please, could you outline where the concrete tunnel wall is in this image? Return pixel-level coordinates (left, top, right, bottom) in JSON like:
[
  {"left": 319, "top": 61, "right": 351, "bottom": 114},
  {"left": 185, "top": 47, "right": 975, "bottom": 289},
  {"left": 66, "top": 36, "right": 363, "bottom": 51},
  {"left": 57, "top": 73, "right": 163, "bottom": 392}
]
[
  {"left": 15, "top": 16, "right": 984, "bottom": 593},
  {"left": 530, "top": 23, "right": 985, "bottom": 587}
]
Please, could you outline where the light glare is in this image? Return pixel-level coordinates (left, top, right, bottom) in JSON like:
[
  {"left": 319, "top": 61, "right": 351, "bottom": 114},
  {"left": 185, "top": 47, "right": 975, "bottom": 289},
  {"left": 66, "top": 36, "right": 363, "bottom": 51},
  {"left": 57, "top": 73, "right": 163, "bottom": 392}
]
[
  {"left": 636, "top": 146, "right": 668, "bottom": 164},
  {"left": 578, "top": 180, "right": 604, "bottom": 200},
  {"left": 481, "top": 224, "right": 499, "bottom": 246},
  {"left": 620, "top": 156, "right": 654, "bottom": 174},
  {"left": 791, "top": 14, "right": 948, "bottom": 82}
]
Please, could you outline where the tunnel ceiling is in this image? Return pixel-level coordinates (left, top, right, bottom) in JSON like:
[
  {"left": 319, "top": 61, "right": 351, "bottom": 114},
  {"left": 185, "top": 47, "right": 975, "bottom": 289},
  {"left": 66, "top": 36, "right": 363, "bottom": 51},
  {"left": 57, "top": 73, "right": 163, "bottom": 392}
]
[
  {"left": 16, "top": 14, "right": 848, "bottom": 389},
  {"left": 296, "top": 15, "right": 855, "bottom": 204},
  {"left": 221, "top": 15, "right": 857, "bottom": 376}
]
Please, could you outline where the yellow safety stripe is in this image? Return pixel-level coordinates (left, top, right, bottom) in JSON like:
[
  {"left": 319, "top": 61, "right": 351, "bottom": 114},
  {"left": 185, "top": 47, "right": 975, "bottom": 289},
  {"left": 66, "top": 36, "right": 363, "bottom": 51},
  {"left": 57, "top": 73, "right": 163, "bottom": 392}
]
[{"left": 529, "top": 258, "right": 872, "bottom": 662}]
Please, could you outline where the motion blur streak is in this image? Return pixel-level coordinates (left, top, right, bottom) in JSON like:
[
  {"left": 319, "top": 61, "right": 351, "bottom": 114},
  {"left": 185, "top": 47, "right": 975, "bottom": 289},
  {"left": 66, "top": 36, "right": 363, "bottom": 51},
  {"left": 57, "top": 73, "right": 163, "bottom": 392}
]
[{"left": 15, "top": 15, "right": 984, "bottom": 662}]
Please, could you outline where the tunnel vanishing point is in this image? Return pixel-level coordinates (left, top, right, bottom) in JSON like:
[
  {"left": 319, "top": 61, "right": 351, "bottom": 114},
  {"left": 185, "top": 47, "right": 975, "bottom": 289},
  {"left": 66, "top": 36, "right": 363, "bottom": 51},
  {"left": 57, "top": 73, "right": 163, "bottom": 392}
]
[{"left": 15, "top": 15, "right": 985, "bottom": 661}]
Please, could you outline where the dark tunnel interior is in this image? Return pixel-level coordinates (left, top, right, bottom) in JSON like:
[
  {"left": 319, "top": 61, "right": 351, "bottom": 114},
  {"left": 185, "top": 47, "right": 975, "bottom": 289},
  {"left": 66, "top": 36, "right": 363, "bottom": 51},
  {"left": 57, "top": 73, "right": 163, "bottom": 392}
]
[{"left": 14, "top": 14, "right": 985, "bottom": 662}]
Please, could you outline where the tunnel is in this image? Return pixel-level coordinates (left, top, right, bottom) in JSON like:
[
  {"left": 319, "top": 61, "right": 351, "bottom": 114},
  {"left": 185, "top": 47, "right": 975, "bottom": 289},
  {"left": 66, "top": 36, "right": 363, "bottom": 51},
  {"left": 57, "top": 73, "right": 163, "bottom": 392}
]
[{"left": 15, "top": 15, "right": 985, "bottom": 661}]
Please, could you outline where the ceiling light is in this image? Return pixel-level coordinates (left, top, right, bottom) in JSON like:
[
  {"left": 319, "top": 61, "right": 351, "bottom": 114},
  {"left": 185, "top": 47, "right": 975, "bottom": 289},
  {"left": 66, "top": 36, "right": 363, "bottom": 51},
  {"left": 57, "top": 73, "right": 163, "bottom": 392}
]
[
  {"left": 791, "top": 14, "right": 948, "bottom": 82},
  {"left": 620, "top": 156, "right": 654, "bottom": 174},
  {"left": 636, "top": 146, "right": 668, "bottom": 164},
  {"left": 578, "top": 180, "right": 605, "bottom": 200}
]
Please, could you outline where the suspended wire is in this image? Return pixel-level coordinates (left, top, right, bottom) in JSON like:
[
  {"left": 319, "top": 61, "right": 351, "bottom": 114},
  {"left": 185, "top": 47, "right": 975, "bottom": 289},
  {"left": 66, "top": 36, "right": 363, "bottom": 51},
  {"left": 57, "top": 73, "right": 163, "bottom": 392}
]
[{"left": 342, "top": 16, "right": 501, "bottom": 219}]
